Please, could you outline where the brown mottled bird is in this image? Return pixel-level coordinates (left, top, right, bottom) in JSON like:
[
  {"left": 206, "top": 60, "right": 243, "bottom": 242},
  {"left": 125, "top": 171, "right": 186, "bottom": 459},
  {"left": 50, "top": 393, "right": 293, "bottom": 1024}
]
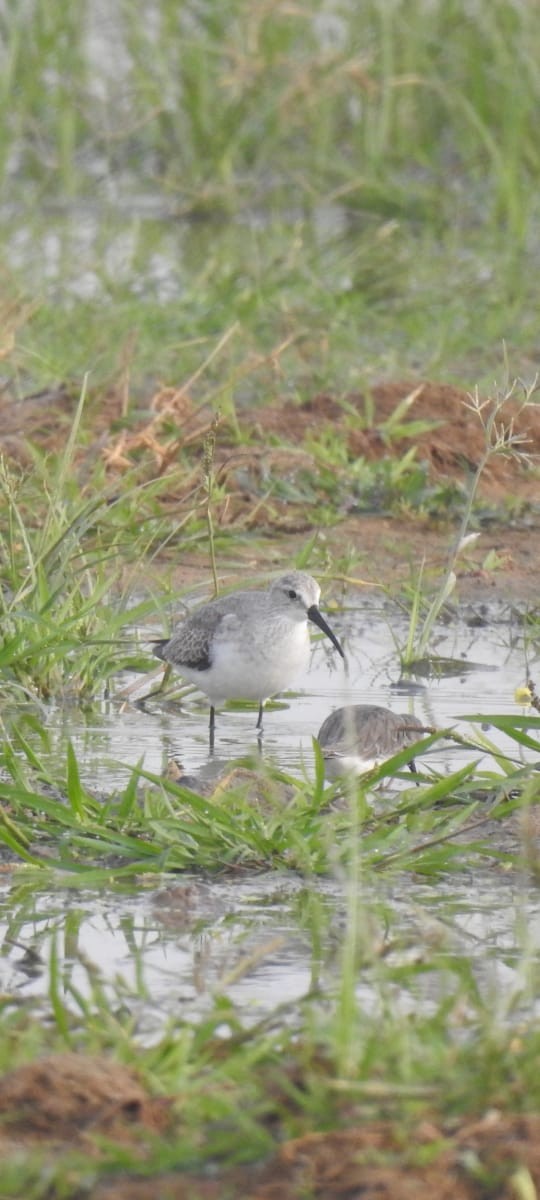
[{"left": 317, "top": 704, "right": 427, "bottom": 779}]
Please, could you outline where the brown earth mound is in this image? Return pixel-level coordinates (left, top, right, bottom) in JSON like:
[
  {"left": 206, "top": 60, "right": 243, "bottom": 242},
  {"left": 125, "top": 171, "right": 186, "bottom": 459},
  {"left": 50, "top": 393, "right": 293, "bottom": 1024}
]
[
  {"left": 94, "top": 1114, "right": 540, "bottom": 1197},
  {"left": 2, "top": 378, "right": 539, "bottom": 503},
  {"left": 1, "top": 1054, "right": 539, "bottom": 1199},
  {"left": 0, "top": 1053, "right": 172, "bottom": 1147}
]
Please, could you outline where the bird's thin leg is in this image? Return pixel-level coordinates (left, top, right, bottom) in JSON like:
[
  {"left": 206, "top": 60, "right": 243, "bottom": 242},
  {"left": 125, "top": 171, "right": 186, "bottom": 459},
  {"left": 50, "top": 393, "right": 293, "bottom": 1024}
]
[
  {"left": 256, "top": 701, "right": 264, "bottom": 732},
  {"left": 209, "top": 706, "right": 216, "bottom": 752}
]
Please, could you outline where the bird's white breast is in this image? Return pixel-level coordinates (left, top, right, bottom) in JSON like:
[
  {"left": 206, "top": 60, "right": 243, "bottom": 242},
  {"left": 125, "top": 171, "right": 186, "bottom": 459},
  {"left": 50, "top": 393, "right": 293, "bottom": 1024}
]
[{"left": 205, "top": 613, "right": 311, "bottom": 704}]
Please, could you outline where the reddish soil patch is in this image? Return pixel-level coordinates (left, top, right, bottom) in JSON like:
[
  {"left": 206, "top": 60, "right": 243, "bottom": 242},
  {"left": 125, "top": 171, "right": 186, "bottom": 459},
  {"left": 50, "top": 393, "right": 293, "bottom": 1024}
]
[
  {"left": 238, "top": 1114, "right": 540, "bottom": 1200},
  {"left": 96, "top": 377, "right": 540, "bottom": 517},
  {"left": 3, "top": 376, "right": 539, "bottom": 501},
  {"left": 98, "top": 376, "right": 539, "bottom": 496},
  {"left": 1, "top": 1055, "right": 539, "bottom": 1199},
  {"left": 269, "top": 381, "right": 540, "bottom": 503},
  {"left": 2, "top": 378, "right": 539, "bottom": 605}
]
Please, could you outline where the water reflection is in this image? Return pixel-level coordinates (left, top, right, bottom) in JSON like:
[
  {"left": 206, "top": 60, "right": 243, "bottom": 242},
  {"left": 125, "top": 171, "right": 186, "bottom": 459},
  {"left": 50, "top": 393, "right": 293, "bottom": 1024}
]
[{"left": 1, "top": 865, "right": 540, "bottom": 1034}]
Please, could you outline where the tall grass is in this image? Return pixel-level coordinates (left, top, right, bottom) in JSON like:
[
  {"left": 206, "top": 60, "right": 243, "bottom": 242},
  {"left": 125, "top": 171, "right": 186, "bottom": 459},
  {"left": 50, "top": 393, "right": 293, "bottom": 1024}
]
[
  {"left": 1, "top": 0, "right": 539, "bottom": 395},
  {"left": 0, "top": 384, "right": 191, "bottom": 700},
  {"left": 2, "top": 0, "right": 540, "bottom": 231}
]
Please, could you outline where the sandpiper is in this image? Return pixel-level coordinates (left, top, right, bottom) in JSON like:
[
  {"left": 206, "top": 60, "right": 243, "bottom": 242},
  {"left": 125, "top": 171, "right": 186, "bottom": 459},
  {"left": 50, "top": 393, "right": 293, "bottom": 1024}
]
[
  {"left": 317, "top": 704, "right": 428, "bottom": 779},
  {"left": 153, "top": 571, "right": 345, "bottom": 742}
]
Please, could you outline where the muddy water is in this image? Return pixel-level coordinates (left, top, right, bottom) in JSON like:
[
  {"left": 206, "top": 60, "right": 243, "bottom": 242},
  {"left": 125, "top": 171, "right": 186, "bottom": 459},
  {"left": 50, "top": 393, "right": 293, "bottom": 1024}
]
[{"left": 1, "top": 598, "right": 539, "bottom": 1032}]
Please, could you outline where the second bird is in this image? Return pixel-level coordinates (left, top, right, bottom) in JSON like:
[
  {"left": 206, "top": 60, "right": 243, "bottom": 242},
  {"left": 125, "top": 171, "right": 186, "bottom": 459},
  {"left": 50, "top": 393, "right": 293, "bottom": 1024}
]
[
  {"left": 153, "top": 571, "right": 345, "bottom": 742},
  {"left": 317, "top": 704, "right": 428, "bottom": 779}
]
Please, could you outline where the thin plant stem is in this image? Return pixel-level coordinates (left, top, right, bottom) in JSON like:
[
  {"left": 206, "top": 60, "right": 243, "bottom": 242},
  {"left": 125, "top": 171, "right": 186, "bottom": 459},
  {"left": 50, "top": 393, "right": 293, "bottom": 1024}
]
[
  {"left": 407, "top": 375, "right": 538, "bottom": 663},
  {"left": 203, "top": 413, "right": 221, "bottom": 598}
]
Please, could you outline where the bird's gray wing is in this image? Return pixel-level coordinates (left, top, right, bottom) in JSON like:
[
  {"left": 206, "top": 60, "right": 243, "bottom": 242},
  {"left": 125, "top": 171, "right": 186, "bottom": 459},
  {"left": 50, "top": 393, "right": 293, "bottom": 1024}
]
[{"left": 154, "top": 599, "right": 244, "bottom": 671}]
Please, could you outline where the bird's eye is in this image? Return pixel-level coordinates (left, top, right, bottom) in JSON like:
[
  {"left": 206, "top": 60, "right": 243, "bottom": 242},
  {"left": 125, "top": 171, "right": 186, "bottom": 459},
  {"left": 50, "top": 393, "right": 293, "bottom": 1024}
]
[{"left": 287, "top": 588, "right": 298, "bottom": 600}]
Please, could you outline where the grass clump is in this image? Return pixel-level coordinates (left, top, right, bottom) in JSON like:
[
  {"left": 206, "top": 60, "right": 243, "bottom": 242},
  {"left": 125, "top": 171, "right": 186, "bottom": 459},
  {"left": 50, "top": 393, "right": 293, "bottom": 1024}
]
[
  {"left": 1, "top": 705, "right": 538, "bottom": 877},
  {"left": 0, "top": 379, "right": 226, "bottom": 702},
  {"left": 0, "top": 446, "right": 156, "bottom": 701},
  {"left": 1, "top": 738, "right": 540, "bottom": 1195}
]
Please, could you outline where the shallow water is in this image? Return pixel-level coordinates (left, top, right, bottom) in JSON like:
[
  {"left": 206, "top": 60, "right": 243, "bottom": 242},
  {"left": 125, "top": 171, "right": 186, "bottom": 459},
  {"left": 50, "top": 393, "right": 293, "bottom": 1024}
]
[
  {"left": 50, "top": 596, "right": 537, "bottom": 787},
  {"left": 1, "top": 597, "right": 540, "bottom": 1033},
  {"left": 2, "top": 862, "right": 540, "bottom": 1036}
]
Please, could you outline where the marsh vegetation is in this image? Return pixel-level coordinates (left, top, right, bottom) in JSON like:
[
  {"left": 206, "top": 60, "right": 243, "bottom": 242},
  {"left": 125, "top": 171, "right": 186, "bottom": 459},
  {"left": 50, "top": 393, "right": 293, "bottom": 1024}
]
[{"left": 1, "top": 1, "right": 540, "bottom": 1195}]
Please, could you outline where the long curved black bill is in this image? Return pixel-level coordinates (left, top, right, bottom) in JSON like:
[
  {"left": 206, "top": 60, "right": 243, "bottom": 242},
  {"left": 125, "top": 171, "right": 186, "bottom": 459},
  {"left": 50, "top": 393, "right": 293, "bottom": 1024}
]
[{"left": 307, "top": 605, "right": 345, "bottom": 659}]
